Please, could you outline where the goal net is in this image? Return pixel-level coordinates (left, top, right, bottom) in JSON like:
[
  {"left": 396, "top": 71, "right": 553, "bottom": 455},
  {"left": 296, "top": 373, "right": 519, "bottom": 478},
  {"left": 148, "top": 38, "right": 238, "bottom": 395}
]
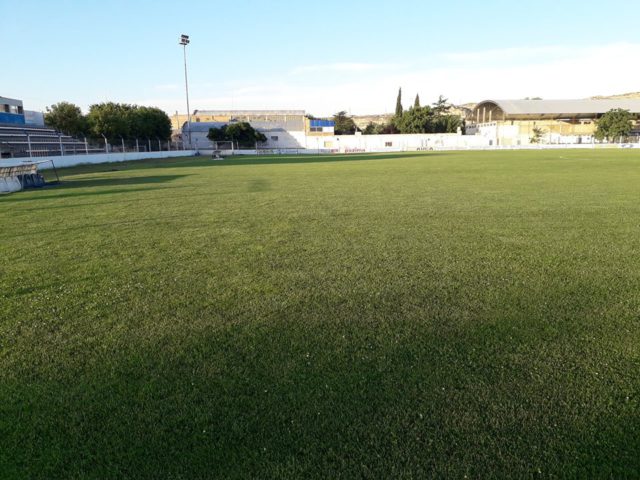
[{"left": 0, "top": 175, "right": 21, "bottom": 194}]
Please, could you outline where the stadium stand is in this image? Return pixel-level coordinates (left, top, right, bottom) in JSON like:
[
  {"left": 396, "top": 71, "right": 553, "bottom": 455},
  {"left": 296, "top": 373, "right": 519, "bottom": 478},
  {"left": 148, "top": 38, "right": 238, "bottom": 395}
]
[{"left": 0, "top": 124, "right": 99, "bottom": 158}]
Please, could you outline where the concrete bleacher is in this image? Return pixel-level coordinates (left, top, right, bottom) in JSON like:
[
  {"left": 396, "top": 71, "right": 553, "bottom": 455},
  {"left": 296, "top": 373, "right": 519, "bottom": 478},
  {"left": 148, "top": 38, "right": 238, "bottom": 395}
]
[{"left": 0, "top": 124, "right": 97, "bottom": 158}]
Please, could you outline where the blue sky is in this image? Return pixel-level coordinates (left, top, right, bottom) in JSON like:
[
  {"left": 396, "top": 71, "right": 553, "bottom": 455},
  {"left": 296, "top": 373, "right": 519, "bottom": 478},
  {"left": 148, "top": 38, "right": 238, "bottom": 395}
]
[{"left": 2, "top": 0, "right": 639, "bottom": 116}]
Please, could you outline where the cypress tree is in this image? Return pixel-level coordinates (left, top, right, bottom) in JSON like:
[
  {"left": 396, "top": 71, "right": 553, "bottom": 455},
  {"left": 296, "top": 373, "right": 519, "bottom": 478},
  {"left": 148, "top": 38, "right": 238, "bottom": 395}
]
[
  {"left": 414, "top": 94, "right": 420, "bottom": 108},
  {"left": 395, "top": 88, "right": 403, "bottom": 118}
]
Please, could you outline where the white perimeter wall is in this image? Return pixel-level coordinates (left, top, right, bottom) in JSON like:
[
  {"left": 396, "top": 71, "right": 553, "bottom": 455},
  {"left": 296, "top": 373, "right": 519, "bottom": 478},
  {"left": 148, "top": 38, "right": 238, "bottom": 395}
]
[
  {"left": 201, "top": 133, "right": 491, "bottom": 155},
  {"left": 0, "top": 150, "right": 197, "bottom": 170},
  {"left": 304, "top": 133, "right": 490, "bottom": 152},
  {"left": 476, "top": 123, "right": 597, "bottom": 146},
  {"left": 188, "top": 129, "right": 491, "bottom": 152},
  {"left": 190, "top": 130, "right": 307, "bottom": 150}
]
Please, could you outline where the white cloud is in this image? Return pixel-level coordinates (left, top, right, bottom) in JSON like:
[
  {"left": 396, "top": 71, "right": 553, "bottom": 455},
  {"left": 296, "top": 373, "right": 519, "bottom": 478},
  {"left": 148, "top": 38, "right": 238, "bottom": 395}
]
[
  {"left": 291, "top": 62, "right": 401, "bottom": 75},
  {"left": 438, "top": 45, "right": 573, "bottom": 65},
  {"left": 153, "top": 84, "right": 180, "bottom": 92},
  {"left": 138, "top": 43, "right": 640, "bottom": 117}
]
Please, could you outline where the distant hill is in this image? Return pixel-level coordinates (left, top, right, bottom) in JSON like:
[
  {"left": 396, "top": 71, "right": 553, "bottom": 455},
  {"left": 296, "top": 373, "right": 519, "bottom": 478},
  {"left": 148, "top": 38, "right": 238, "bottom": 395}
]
[
  {"left": 352, "top": 114, "right": 394, "bottom": 129},
  {"left": 590, "top": 92, "right": 640, "bottom": 100}
]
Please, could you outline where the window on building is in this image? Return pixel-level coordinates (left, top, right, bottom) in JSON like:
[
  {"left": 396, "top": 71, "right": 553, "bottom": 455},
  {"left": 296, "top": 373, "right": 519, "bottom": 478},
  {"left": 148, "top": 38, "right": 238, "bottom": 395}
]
[
  {"left": 271, "top": 136, "right": 278, "bottom": 141},
  {"left": 385, "top": 141, "right": 393, "bottom": 147}
]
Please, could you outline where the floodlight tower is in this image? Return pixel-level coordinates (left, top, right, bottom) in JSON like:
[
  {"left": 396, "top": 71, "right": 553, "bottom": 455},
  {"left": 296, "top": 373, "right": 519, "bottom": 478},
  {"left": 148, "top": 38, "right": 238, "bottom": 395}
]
[{"left": 179, "top": 34, "right": 192, "bottom": 148}]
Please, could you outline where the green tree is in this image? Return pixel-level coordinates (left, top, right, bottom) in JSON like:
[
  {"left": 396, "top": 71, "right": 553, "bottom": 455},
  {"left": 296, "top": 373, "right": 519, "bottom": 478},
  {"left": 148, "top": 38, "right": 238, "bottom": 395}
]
[
  {"left": 380, "top": 122, "right": 399, "bottom": 134},
  {"left": 364, "top": 121, "right": 397, "bottom": 135},
  {"left": 394, "top": 99, "right": 463, "bottom": 134},
  {"left": 414, "top": 94, "right": 420, "bottom": 108},
  {"left": 363, "top": 122, "right": 376, "bottom": 135},
  {"left": 432, "top": 95, "right": 451, "bottom": 115},
  {"left": 226, "top": 122, "right": 267, "bottom": 147},
  {"left": 86, "top": 103, "right": 171, "bottom": 142},
  {"left": 595, "top": 109, "right": 634, "bottom": 142},
  {"left": 44, "top": 102, "right": 87, "bottom": 137},
  {"left": 431, "top": 113, "right": 463, "bottom": 134},
  {"left": 130, "top": 106, "right": 172, "bottom": 141},
  {"left": 86, "top": 102, "right": 133, "bottom": 140},
  {"left": 395, "top": 106, "right": 434, "bottom": 133},
  {"left": 333, "top": 111, "right": 356, "bottom": 135},
  {"left": 206, "top": 122, "right": 267, "bottom": 147},
  {"left": 395, "top": 88, "right": 403, "bottom": 118},
  {"left": 206, "top": 126, "right": 227, "bottom": 143},
  {"left": 530, "top": 127, "right": 545, "bottom": 144}
]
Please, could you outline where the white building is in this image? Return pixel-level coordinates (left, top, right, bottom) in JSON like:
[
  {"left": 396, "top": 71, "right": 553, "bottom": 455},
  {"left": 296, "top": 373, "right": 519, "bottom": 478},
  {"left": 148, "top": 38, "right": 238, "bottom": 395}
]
[{"left": 182, "top": 110, "right": 307, "bottom": 149}]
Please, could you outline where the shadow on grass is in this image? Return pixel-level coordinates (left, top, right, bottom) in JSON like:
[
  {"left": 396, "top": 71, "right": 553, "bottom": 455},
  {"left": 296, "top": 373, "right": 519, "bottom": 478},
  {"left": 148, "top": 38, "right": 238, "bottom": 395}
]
[
  {"left": 0, "top": 175, "right": 188, "bottom": 203},
  {"left": 44, "top": 152, "right": 441, "bottom": 179},
  {"left": 208, "top": 152, "right": 439, "bottom": 167},
  {"left": 2, "top": 309, "right": 639, "bottom": 479},
  {"left": 55, "top": 174, "right": 189, "bottom": 190},
  {"left": 2, "top": 186, "right": 188, "bottom": 206}
]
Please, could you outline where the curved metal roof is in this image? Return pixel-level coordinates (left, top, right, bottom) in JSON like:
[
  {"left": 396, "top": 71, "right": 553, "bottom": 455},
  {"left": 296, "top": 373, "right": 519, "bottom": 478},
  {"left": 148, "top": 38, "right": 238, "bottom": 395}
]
[{"left": 474, "top": 99, "right": 640, "bottom": 118}]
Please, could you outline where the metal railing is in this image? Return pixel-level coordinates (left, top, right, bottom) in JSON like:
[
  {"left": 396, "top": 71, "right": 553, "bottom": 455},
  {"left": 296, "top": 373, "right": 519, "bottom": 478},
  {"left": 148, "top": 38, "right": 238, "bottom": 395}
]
[{"left": 1, "top": 132, "right": 186, "bottom": 159}]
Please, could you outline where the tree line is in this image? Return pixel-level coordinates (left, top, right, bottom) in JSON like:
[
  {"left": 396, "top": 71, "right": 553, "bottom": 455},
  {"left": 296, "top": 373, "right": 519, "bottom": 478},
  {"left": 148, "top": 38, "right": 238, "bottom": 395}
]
[
  {"left": 330, "top": 89, "right": 464, "bottom": 135},
  {"left": 44, "top": 101, "right": 172, "bottom": 142},
  {"left": 206, "top": 122, "right": 267, "bottom": 148},
  {"left": 390, "top": 92, "right": 465, "bottom": 134}
]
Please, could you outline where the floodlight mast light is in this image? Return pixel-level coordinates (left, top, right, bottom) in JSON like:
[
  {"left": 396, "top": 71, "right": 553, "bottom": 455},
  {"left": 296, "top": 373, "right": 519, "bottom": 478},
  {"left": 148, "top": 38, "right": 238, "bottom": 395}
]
[{"left": 180, "top": 34, "right": 192, "bottom": 148}]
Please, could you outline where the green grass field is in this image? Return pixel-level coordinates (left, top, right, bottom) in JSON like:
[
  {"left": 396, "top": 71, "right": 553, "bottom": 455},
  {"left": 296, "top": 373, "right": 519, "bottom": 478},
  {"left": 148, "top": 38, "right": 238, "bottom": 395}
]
[{"left": 1, "top": 150, "right": 640, "bottom": 478}]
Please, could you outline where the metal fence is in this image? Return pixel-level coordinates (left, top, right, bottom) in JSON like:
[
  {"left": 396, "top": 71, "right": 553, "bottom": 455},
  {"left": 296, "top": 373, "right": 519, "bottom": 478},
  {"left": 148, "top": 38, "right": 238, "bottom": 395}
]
[{"left": 0, "top": 130, "right": 186, "bottom": 160}]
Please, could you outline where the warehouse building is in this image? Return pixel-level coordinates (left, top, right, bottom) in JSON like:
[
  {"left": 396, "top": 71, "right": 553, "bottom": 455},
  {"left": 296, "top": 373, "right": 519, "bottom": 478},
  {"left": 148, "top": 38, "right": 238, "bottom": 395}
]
[
  {"left": 470, "top": 99, "right": 640, "bottom": 145},
  {"left": 180, "top": 110, "right": 335, "bottom": 149},
  {"left": 182, "top": 110, "right": 307, "bottom": 149}
]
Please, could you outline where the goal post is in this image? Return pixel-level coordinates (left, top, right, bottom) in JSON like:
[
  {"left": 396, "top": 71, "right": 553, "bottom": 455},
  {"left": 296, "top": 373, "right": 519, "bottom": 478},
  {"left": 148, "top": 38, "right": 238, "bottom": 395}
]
[
  {"left": 0, "top": 160, "right": 55, "bottom": 194},
  {"left": 212, "top": 141, "right": 235, "bottom": 151}
]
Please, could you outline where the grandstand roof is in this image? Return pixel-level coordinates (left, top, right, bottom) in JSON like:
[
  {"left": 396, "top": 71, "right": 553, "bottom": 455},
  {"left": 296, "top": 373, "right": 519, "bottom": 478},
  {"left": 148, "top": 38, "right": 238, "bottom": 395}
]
[{"left": 474, "top": 99, "right": 640, "bottom": 120}]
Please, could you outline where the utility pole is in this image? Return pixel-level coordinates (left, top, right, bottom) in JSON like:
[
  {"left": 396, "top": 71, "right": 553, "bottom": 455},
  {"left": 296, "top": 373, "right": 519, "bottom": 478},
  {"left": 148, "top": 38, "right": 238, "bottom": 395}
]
[{"left": 180, "top": 34, "right": 192, "bottom": 149}]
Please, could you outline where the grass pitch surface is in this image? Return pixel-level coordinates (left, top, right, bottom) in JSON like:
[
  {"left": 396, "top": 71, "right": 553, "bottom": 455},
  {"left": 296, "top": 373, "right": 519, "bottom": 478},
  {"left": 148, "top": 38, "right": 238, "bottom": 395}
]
[{"left": 1, "top": 150, "right": 640, "bottom": 478}]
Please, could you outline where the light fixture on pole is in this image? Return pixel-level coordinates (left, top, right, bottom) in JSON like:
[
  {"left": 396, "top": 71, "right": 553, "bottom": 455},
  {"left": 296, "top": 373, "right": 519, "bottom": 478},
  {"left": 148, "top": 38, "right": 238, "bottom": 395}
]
[{"left": 179, "top": 34, "right": 192, "bottom": 148}]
